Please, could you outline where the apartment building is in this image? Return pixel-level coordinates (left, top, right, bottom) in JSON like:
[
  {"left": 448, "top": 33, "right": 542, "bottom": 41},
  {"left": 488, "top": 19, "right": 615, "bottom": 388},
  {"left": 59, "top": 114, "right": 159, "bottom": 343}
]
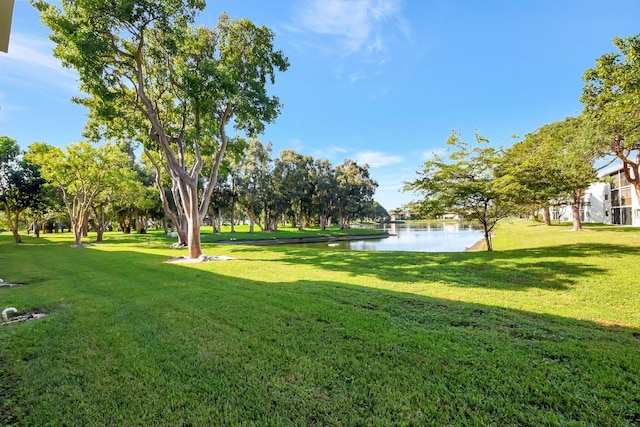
[{"left": 554, "top": 163, "right": 639, "bottom": 226}]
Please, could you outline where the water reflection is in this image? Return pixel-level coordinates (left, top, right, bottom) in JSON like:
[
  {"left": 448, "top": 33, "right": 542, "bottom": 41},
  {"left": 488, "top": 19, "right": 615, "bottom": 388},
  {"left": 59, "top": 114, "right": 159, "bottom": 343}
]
[{"left": 299, "top": 222, "right": 483, "bottom": 253}]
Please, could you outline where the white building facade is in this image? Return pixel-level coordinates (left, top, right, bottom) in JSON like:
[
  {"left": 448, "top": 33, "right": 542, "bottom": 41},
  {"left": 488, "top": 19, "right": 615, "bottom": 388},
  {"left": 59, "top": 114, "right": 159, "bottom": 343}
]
[{"left": 555, "top": 163, "right": 640, "bottom": 226}]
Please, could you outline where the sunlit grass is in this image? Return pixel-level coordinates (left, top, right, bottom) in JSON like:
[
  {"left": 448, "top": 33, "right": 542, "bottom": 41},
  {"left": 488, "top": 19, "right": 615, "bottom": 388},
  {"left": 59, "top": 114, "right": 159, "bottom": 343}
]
[{"left": 0, "top": 220, "right": 638, "bottom": 425}]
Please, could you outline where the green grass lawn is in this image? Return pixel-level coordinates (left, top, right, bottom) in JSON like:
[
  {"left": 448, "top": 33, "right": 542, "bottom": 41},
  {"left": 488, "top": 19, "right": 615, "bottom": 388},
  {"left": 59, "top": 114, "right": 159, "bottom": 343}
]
[{"left": 0, "top": 220, "right": 639, "bottom": 425}]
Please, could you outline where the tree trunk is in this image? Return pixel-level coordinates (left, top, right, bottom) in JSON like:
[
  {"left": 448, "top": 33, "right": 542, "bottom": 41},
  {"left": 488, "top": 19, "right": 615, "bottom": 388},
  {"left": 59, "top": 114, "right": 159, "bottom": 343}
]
[
  {"left": 484, "top": 229, "right": 493, "bottom": 251},
  {"left": 136, "top": 215, "right": 147, "bottom": 234},
  {"left": 94, "top": 205, "right": 105, "bottom": 242},
  {"left": 82, "top": 211, "right": 89, "bottom": 237},
  {"left": 543, "top": 205, "right": 552, "bottom": 226},
  {"left": 33, "top": 218, "right": 41, "bottom": 238},
  {"left": 185, "top": 183, "right": 202, "bottom": 258},
  {"left": 570, "top": 189, "right": 583, "bottom": 231},
  {"left": 482, "top": 220, "right": 493, "bottom": 251},
  {"left": 4, "top": 204, "right": 22, "bottom": 244},
  {"left": 72, "top": 218, "right": 83, "bottom": 246},
  {"left": 230, "top": 202, "right": 236, "bottom": 233},
  {"left": 320, "top": 214, "right": 327, "bottom": 231}
]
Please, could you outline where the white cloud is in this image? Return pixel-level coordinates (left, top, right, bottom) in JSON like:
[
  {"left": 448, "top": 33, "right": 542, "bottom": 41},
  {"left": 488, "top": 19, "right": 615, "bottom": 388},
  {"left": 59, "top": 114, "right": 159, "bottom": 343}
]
[
  {"left": 288, "top": 0, "right": 409, "bottom": 59},
  {"left": 0, "top": 32, "right": 79, "bottom": 94},
  {"left": 355, "top": 151, "right": 404, "bottom": 168},
  {"left": 312, "top": 145, "right": 348, "bottom": 159}
]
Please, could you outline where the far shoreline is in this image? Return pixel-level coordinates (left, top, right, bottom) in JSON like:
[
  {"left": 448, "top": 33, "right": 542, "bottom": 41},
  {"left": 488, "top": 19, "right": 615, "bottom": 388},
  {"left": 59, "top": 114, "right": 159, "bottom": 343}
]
[{"left": 218, "top": 232, "right": 390, "bottom": 246}]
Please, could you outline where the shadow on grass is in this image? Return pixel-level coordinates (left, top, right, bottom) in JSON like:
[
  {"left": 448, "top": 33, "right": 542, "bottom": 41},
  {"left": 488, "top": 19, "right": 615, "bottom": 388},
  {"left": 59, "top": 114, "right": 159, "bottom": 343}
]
[
  {"left": 230, "top": 243, "right": 629, "bottom": 291},
  {"left": 1, "top": 244, "right": 639, "bottom": 425}
]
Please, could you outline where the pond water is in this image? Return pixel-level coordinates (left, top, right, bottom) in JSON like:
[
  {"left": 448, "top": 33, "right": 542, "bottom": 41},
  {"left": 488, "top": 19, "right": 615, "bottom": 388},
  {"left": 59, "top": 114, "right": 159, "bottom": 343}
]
[{"left": 297, "top": 222, "right": 484, "bottom": 252}]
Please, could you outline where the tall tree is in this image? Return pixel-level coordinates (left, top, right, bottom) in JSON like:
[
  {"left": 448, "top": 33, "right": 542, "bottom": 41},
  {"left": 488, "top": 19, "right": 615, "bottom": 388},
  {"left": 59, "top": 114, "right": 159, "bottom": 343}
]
[
  {"left": 273, "top": 150, "right": 314, "bottom": 230},
  {"left": 310, "top": 159, "right": 336, "bottom": 230},
  {"left": 404, "top": 132, "right": 510, "bottom": 251},
  {"left": 0, "top": 137, "right": 45, "bottom": 243},
  {"left": 26, "top": 142, "right": 134, "bottom": 246},
  {"left": 236, "top": 139, "right": 273, "bottom": 232},
  {"left": 33, "top": 1, "right": 289, "bottom": 258},
  {"left": 496, "top": 117, "right": 599, "bottom": 230},
  {"left": 335, "top": 160, "right": 377, "bottom": 229},
  {"left": 581, "top": 34, "right": 640, "bottom": 200}
]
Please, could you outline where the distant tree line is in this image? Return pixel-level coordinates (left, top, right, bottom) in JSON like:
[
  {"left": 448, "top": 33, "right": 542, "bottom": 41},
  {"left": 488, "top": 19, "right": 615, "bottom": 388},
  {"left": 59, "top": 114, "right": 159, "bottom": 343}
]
[
  {"left": 209, "top": 140, "right": 385, "bottom": 234},
  {"left": 0, "top": 136, "right": 388, "bottom": 244}
]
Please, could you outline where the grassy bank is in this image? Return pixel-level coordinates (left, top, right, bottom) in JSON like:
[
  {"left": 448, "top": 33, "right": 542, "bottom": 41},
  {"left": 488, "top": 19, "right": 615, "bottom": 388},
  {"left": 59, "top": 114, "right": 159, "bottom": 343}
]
[{"left": 0, "top": 220, "right": 638, "bottom": 425}]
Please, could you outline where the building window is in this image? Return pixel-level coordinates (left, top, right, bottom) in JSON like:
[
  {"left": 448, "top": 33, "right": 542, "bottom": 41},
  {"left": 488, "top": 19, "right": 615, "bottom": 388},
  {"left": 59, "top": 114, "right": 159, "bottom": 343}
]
[
  {"left": 620, "top": 187, "right": 632, "bottom": 206},
  {"left": 636, "top": 209, "right": 640, "bottom": 219},
  {"left": 612, "top": 189, "right": 620, "bottom": 206}
]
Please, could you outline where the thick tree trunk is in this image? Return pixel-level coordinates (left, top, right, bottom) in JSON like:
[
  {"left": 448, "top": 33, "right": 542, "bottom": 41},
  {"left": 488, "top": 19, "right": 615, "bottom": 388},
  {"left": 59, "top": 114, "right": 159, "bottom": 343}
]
[
  {"left": 570, "top": 189, "right": 583, "bottom": 231},
  {"left": 320, "top": 214, "right": 327, "bottom": 231},
  {"left": 543, "top": 205, "right": 552, "bottom": 226},
  {"left": 82, "top": 211, "right": 89, "bottom": 237},
  {"left": 184, "top": 182, "right": 202, "bottom": 258},
  {"left": 186, "top": 216, "right": 202, "bottom": 258},
  {"left": 72, "top": 219, "right": 83, "bottom": 246},
  {"left": 136, "top": 215, "right": 147, "bottom": 234}
]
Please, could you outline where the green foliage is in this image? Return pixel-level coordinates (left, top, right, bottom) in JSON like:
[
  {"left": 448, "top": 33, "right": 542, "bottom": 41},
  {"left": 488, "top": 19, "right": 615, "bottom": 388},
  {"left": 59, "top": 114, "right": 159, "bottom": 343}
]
[
  {"left": 334, "top": 159, "right": 377, "bottom": 229},
  {"left": 404, "top": 132, "right": 510, "bottom": 250},
  {"left": 310, "top": 159, "right": 337, "bottom": 230},
  {"left": 581, "top": 33, "right": 640, "bottom": 197},
  {"left": 496, "top": 117, "right": 599, "bottom": 228},
  {"left": 0, "top": 136, "right": 46, "bottom": 243},
  {"left": 33, "top": 0, "right": 289, "bottom": 258},
  {"left": 273, "top": 150, "right": 314, "bottom": 229},
  {"left": 371, "top": 201, "right": 390, "bottom": 222},
  {"left": 25, "top": 142, "right": 137, "bottom": 245},
  {"left": 234, "top": 139, "right": 273, "bottom": 231},
  {"left": 0, "top": 136, "right": 20, "bottom": 164}
]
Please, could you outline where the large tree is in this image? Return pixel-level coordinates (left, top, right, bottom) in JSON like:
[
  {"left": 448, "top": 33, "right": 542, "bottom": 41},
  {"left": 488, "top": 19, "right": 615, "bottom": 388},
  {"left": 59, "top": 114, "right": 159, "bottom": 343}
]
[
  {"left": 404, "top": 132, "right": 511, "bottom": 251},
  {"left": 236, "top": 139, "right": 273, "bottom": 232},
  {"left": 34, "top": 0, "right": 289, "bottom": 258},
  {"left": 335, "top": 160, "right": 377, "bottom": 229},
  {"left": 496, "top": 117, "right": 599, "bottom": 230},
  {"left": 581, "top": 34, "right": 640, "bottom": 200},
  {"left": 0, "top": 137, "right": 45, "bottom": 243},
  {"left": 310, "top": 159, "right": 337, "bottom": 230},
  {"left": 26, "top": 142, "right": 134, "bottom": 247},
  {"left": 273, "top": 150, "right": 314, "bottom": 230}
]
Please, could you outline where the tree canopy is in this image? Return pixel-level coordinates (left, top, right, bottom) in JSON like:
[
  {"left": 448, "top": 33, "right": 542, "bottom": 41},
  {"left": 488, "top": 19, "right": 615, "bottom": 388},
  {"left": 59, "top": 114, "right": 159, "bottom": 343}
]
[
  {"left": 26, "top": 141, "right": 135, "bottom": 246},
  {"left": 0, "top": 136, "right": 46, "bottom": 243},
  {"left": 404, "top": 132, "right": 510, "bottom": 251},
  {"left": 33, "top": 0, "right": 289, "bottom": 258},
  {"left": 496, "top": 117, "right": 599, "bottom": 230},
  {"left": 581, "top": 33, "right": 640, "bottom": 199}
]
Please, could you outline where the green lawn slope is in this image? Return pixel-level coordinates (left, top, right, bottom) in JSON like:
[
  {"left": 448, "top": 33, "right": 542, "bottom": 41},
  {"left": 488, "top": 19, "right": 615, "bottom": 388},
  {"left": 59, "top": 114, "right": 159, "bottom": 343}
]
[{"left": 0, "top": 220, "right": 638, "bottom": 425}]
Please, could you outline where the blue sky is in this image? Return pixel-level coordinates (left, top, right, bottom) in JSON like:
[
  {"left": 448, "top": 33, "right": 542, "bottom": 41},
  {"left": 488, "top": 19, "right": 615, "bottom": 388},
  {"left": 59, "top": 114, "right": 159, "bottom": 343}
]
[{"left": 1, "top": 0, "right": 640, "bottom": 210}]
